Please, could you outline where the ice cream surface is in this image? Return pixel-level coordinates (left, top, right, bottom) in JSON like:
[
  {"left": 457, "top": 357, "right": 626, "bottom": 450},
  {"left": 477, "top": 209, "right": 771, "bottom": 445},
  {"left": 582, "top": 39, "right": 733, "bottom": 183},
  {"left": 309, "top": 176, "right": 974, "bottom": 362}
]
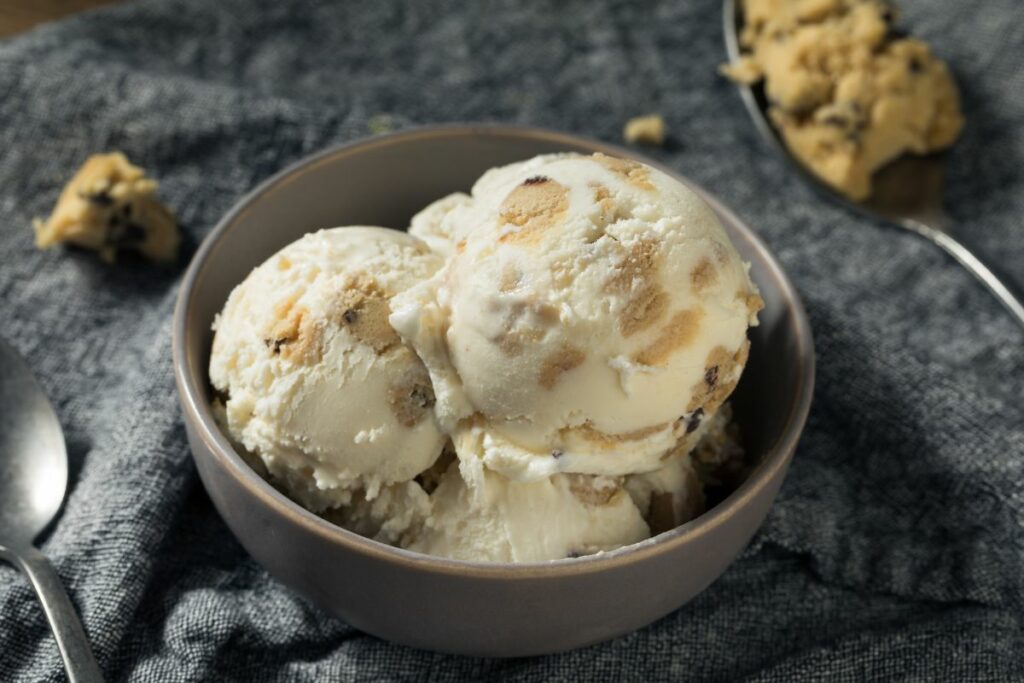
[
  {"left": 408, "top": 432, "right": 649, "bottom": 562},
  {"left": 408, "top": 427, "right": 713, "bottom": 563},
  {"left": 391, "top": 153, "right": 762, "bottom": 482},
  {"left": 209, "top": 226, "right": 446, "bottom": 512},
  {"left": 210, "top": 153, "right": 759, "bottom": 563},
  {"left": 407, "top": 192, "right": 474, "bottom": 259}
]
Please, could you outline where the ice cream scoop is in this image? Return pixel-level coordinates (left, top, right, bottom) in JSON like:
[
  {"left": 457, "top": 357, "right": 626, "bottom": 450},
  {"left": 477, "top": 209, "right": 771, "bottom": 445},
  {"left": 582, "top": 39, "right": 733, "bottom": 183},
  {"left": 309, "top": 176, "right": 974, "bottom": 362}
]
[
  {"left": 408, "top": 422, "right": 715, "bottom": 562},
  {"left": 209, "top": 226, "right": 446, "bottom": 511},
  {"left": 391, "top": 153, "right": 763, "bottom": 482},
  {"left": 407, "top": 429, "right": 650, "bottom": 562}
]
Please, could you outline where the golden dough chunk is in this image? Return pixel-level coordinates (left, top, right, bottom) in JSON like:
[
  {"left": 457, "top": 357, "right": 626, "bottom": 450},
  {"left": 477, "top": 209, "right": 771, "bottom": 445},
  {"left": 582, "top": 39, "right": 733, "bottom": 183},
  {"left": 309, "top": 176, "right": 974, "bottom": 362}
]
[
  {"left": 632, "top": 308, "right": 705, "bottom": 367},
  {"left": 34, "top": 152, "right": 180, "bottom": 263},
  {"left": 538, "top": 343, "right": 586, "bottom": 390},
  {"left": 606, "top": 238, "right": 669, "bottom": 337},
  {"left": 623, "top": 115, "right": 667, "bottom": 146},
  {"left": 720, "top": 0, "right": 964, "bottom": 200},
  {"left": 566, "top": 474, "right": 625, "bottom": 507},
  {"left": 497, "top": 176, "right": 569, "bottom": 244},
  {"left": 333, "top": 276, "right": 402, "bottom": 354},
  {"left": 592, "top": 153, "right": 655, "bottom": 191},
  {"left": 387, "top": 359, "right": 436, "bottom": 428}
]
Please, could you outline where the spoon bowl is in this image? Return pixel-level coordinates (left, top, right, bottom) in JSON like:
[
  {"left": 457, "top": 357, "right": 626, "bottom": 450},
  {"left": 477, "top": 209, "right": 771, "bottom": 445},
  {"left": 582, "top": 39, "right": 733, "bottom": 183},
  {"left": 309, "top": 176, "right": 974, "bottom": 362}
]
[
  {"left": 722, "top": 0, "right": 1024, "bottom": 326},
  {"left": 0, "top": 340, "right": 68, "bottom": 546},
  {"left": 0, "top": 339, "right": 103, "bottom": 682}
]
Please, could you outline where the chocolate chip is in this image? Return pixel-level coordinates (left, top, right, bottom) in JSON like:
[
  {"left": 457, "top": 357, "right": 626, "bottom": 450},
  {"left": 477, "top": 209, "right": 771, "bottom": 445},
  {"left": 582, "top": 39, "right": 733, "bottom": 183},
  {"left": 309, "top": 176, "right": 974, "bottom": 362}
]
[
  {"left": 342, "top": 309, "right": 358, "bottom": 324},
  {"left": 566, "top": 550, "right": 583, "bottom": 559},
  {"left": 685, "top": 408, "right": 704, "bottom": 434},
  {"left": 122, "top": 223, "right": 146, "bottom": 243},
  {"left": 909, "top": 58, "right": 922, "bottom": 74},
  {"left": 705, "top": 366, "right": 719, "bottom": 387},
  {"left": 822, "top": 114, "right": 849, "bottom": 128},
  {"left": 263, "top": 337, "right": 288, "bottom": 354},
  {"left": 105, "top": 216, "right": 147, "bottom": 248},
  {"left": 551, "top": 449, "right": 564, "bottom": 459},
  {"left": 81, "top": 190, "right": 114, "bottom": 207},
  {"left": 885, "top": 26, "right": 909, "bottom": 41},
  {"left": 523, "top": 175, "right": 549, "bottom": 185},
  {"left": 409, "top": 386, "right": 435, "bottom": 409}
]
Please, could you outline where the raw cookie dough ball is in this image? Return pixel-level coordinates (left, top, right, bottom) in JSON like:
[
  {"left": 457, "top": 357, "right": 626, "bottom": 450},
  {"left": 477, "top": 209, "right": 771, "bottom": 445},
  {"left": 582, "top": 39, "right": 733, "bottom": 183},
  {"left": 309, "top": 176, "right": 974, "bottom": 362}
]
[{"left": 34, "top": 152, "right": 180, "bottom": 263}]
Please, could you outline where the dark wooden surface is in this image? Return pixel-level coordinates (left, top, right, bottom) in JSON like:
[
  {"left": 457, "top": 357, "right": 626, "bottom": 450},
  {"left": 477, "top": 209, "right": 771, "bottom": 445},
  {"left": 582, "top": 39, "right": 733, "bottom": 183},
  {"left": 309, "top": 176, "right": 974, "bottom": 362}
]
[{"left": 0, "top": 0, "right": 120, "bottom": 38}]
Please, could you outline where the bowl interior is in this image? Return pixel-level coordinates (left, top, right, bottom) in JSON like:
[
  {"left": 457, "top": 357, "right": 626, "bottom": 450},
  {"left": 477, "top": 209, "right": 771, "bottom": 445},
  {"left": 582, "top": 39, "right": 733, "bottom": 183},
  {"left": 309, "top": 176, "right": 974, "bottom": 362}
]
[{"left": 180, "top": 126, "right": 810, "bottom": 557}]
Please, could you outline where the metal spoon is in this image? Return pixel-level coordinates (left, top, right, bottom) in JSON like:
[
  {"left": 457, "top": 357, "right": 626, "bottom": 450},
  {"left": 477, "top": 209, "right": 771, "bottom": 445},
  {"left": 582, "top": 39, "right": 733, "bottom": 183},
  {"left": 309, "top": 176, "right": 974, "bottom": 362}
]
[
  {"left": 723, "top": 0, "right": 1024, "bottom": 327},
  {"left": 0, "top": 339, "right": 103, "bottom": 682}
]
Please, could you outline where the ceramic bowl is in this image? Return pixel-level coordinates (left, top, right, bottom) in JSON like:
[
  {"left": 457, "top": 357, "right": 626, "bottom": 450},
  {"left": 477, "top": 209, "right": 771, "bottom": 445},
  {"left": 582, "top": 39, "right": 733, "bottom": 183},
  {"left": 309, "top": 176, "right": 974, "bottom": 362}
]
[{"left": 172, "top": 125, "right": 814, "bottom": 657}]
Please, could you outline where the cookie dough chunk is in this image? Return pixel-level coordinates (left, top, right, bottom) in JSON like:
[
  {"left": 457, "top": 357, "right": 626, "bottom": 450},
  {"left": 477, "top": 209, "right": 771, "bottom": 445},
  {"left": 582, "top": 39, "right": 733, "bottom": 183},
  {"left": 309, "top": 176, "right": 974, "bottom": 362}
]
[
  {"left": 721, "top": 0, "right": 964, "bottom": 200},
  {"left": 624, "top": 114, "right": 667, "bottom": 146},
  {"left": 34, "top": 152, "right": 180, "bottom": 263}
]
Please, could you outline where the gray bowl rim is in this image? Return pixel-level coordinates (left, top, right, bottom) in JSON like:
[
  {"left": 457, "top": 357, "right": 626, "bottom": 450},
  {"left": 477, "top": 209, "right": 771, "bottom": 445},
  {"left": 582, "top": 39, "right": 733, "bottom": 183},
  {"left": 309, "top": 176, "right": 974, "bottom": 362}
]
[{"left": 172, "top": 123, "right": 815, "bottom": 578}]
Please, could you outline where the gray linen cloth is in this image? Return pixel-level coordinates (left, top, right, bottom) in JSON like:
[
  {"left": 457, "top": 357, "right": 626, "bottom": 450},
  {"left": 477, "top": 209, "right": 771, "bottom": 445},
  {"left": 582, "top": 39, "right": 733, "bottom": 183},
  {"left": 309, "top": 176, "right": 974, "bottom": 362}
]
[{"left": 1, "top": 0, "right": 1022, "bottom": 680}]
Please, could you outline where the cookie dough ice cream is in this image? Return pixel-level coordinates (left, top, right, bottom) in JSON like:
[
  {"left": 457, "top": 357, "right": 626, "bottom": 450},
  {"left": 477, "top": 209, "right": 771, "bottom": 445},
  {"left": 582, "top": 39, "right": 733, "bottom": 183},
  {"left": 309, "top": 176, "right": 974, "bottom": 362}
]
[
  {"left": 210, "top": 153, "right": 760, "bottom": 563},
  {"left": 409, "top": 439, "right": 649, "bottom": 562},
  {"left": 391, "top": 153, "right": 762, "bottom": 482},
  {"left": 722, "top": 0, "right": 964, "bottom": 200},
  {"left": 209, "top": 227, "right": 446, "bottom": 512}
]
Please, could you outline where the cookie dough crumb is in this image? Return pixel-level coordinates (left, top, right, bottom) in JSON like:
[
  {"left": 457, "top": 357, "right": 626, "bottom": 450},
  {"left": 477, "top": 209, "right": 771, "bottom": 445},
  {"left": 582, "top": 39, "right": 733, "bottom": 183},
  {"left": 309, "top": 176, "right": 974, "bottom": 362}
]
[
  {"left": 718, "top": 57, "right": 761, "bottom": 85},
  {"left": 623, "top": 115, "right": 667, "bottom": 146},
  {"left": 33, "top": 152, "right": 180, "bottom": 263}
]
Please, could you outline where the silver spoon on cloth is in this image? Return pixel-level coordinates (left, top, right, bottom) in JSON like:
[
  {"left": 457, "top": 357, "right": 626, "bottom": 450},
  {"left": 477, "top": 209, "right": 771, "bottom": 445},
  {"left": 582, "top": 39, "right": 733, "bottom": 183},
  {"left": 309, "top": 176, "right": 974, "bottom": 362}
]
[
  {"left": 0, "top": 339, "right": 103, "bottom": 682},
  {"left": 723, "top": 0, "right": 1024, "bottom": 327}
]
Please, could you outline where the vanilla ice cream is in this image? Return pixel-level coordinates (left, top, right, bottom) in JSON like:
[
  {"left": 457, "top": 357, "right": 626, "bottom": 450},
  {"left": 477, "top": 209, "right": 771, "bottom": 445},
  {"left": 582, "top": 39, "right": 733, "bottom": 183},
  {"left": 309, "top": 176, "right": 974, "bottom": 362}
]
[
  {"left": 408, "top": 428, "right": 650, "bottom": 562},
  {"left": 624, "top": 455, "right": 705, "bottom": 537},
  {"left": 391, "top": 153, "right": 762, "bottom": 482},
  {"left": 321, "top": 481, "right": 431, "bottom": 547},
  {"left": 407, "top": 192, "right": 474, "bottom": 259},
  {"left": 209, "top": 226, "right": 446, "bottom": 512},
  {"left": 210, "top": 153, "right": 760, "bottom": 564}
]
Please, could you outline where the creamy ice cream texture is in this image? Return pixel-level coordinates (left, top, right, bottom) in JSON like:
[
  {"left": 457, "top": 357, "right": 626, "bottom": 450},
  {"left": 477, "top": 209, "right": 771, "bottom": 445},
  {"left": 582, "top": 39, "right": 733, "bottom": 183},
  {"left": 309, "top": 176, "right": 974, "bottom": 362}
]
[
  {"left": 209, "top": 227, "right": 447, "bottom": 512},
  {"left": 210, "top": 153, "right": 761, "bottom": 563},
  {"left": 393, "top": 153, "right": 762, "bottom": 482},
  {"left": 409, "top": 421, "right": 711, "bottom": 562}
]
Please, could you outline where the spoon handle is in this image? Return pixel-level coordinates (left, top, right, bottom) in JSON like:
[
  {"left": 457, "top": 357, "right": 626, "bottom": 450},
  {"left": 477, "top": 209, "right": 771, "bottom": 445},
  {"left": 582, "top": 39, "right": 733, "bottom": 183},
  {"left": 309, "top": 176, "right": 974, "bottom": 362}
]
[
  {"left": 903, "top": 219, "right": 1024, "bottom": 329},
  {"left": 0, "top": 543, "right": 104, "bottom": 683}
]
